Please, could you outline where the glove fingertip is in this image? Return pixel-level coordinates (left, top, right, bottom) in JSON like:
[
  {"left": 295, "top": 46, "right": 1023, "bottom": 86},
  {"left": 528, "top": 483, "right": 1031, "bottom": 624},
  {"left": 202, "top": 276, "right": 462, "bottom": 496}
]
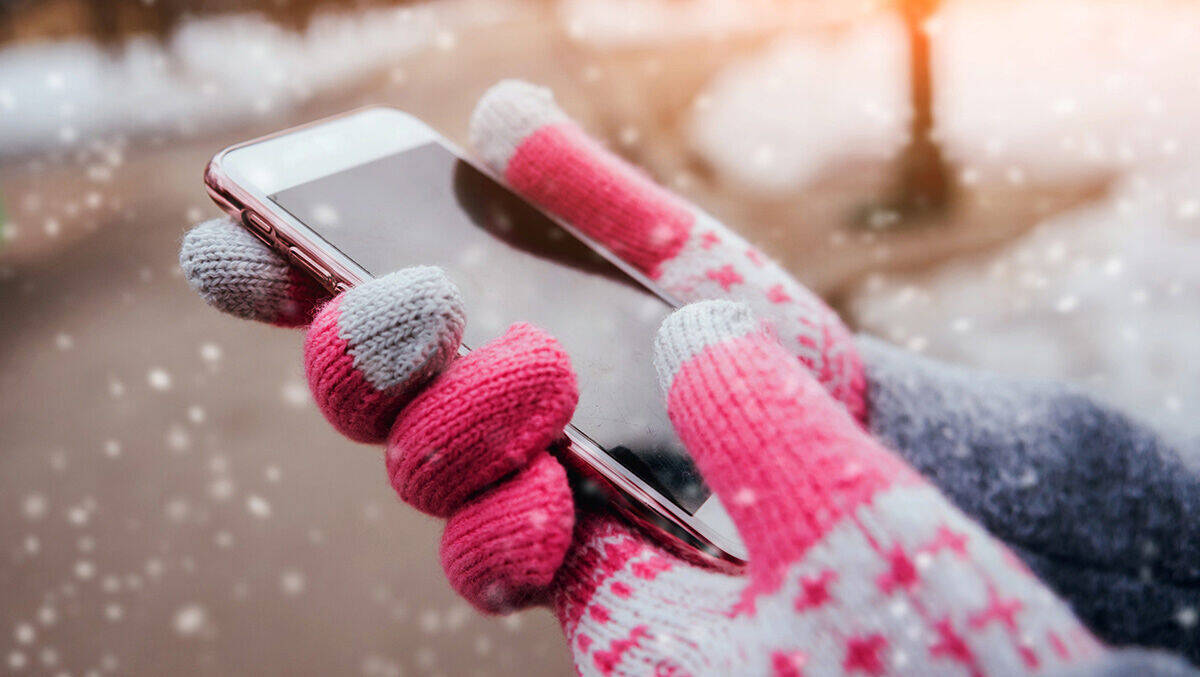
[
  {"left": 441, "top": 453, "right": 575, "bottom": 614},
  {"left": 469, "top": 79, "right": 568, "bottom": 174},
  {"left": 180, "top": 217, "right": 325, "bottom": 326},
  {"left": 387, "top": 322, "right": 578, "bottom": 515},
  {"left": 305, "top": 267, "right": 465, "bottom": 443},
  {"left": 653, "top": 300, "right": 760, "bottom": 396}
]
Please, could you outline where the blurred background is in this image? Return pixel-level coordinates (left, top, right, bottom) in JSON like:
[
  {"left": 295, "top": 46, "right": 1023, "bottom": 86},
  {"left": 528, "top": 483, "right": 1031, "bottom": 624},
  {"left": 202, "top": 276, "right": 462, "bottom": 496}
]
[{"left": 1, "top": 0, "right": 1198, "bottom": 674}]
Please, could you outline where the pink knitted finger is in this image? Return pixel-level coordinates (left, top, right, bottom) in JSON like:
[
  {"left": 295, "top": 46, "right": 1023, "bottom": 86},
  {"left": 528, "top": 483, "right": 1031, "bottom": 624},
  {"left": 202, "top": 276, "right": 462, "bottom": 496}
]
[
  {"left": 653, "top": 301, "right": 911, "bottom": 595},
  {"left": 470, "top": 81, "right": 866, "bottom": 421},
  {"left": 471, "top": 82, "right": 691, "bottom": 276},
  {"left": 646, "top": 301, "right": 1101, "bottom": 674},
  {"left": 387, "top": 323, "right": 578, "bottom": 517},
  {"left": 441, "top": 453, "right": 575, "bottom": 614},
  {"left": 304, "top": 267, "right": 465, "bottom": 443}
]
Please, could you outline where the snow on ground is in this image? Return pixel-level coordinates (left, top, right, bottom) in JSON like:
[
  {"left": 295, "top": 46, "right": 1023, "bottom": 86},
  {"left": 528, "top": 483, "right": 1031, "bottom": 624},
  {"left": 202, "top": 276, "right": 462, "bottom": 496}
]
[
  {"left": 861, "top": 0, "right": 1197, "bottom": 436},
  {"left": 934, "top": 0, "right": 1200, "bottom": 183},
  {"left": 689, "top": 0, "right": 1200, "bottom": 193},
  {"left": 558, "top": 0, "right": 886, "bottom": 47},
  {"left": 687, "top": 0, "right": 1200, "bottom": 435},
  {"left": 852, "top": 166, "right": 1200, "bottom": 439},
  {"left": 0, "top": 0, "right": 519, "bottom": 157},
  {"left": 688, "top": 16, "right": 910, "bottom": 191}
]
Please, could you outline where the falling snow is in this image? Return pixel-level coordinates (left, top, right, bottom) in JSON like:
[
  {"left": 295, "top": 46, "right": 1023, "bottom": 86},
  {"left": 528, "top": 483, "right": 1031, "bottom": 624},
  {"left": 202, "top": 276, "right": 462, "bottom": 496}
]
[
  {"left": 199, "top": 342, "right": 223, "bottom": 363},
  {"left": 279, "top": 569, "right": 306, "bottom": 596},
  {"left": 280, "top": 380, "right": 310, "bottom": 408},
  {"left": 173, "top": 604, "right": 209, "bottom": 637},
  {"left": 246, "top": 495, "right": 272, "bottom": 519},
  {"left": 21, "top": 494, "right": 47, "bottom": 520},
  {"left": 13, "top": 623, "right": 35, "bottom": 645},
  {"left": 2, "top": 0, "right": 1198, "bottom": 673},
  {"left": 147, "top": 367, "right": 173, "bottom": 391}
]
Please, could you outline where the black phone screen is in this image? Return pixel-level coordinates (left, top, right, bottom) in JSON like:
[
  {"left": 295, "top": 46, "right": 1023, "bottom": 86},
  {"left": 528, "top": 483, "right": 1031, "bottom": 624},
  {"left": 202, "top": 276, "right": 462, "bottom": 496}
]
[{"left": 269, "top": 141, "right": 710, "bottom": 514}]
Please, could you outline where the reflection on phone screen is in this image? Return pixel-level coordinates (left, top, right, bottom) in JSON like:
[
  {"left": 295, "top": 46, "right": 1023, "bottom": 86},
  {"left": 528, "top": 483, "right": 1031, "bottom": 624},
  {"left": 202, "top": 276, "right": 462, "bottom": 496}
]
[{"left": 270, "top": 142, "right": 711, "bottom": 514}]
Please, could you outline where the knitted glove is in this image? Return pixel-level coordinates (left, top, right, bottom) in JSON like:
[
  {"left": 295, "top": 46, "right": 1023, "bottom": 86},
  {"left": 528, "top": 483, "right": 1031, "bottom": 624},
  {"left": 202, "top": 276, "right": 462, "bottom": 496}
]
[
  {"left": 176, "top": 227, "right": 1184, "bottom": 674},
  {"left": 546, "top": 299, "right": 1116, "bottom": 676},
  {"left": 466, "top": 80, "right": 1200, "bottom": 662},
  {"left": 178, "top": 80, "right": 1199, "bottom": 671}
]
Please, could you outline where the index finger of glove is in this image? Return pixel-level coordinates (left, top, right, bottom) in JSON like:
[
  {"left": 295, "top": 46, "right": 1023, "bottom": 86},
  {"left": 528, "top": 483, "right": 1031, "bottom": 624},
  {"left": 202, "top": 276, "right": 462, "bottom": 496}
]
[{"left": 652, "top": 300, "right": 913, "bottom": 579}]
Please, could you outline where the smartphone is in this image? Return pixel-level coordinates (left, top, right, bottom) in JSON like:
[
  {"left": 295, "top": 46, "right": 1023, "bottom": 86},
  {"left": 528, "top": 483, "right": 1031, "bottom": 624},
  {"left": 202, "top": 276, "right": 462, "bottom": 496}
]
[{"left": 204, "top": 107, "right": 746, "bottom": 568}]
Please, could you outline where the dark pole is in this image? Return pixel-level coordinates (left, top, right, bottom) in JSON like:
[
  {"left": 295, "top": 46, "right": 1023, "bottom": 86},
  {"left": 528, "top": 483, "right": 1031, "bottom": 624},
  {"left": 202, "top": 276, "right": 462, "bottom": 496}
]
[{"left": 893, "top": 0, "right": 950, "bottom": 214}]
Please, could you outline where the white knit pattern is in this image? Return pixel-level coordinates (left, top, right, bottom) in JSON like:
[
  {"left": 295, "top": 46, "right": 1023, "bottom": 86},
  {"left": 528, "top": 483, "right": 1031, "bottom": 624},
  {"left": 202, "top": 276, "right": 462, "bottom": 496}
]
[
  {"left": 654, "top": 209, "right": 861, "bottom": 406},
  {"left": 560, "top": 486, "right": 1098, "bottom": 676}
]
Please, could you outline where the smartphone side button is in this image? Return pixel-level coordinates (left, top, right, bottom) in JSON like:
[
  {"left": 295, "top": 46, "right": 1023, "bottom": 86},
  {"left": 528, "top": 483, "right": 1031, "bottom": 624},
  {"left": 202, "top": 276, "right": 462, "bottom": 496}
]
[
  {"left": 288, "top": 246, "right": 333, "bottom": 287},
  {"left": 242, "top": 210, "right": 274, "bottom": 240}
]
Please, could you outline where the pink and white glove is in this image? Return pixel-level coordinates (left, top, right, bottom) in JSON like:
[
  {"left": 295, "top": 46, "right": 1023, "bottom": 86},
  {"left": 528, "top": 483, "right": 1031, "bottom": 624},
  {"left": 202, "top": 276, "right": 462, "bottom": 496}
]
[
  {"left": 179, "top": 81, "right": 1184, "bottom": 675},
  {"left": 543, "top": 300, "right": 1106, "bottom": 675}
]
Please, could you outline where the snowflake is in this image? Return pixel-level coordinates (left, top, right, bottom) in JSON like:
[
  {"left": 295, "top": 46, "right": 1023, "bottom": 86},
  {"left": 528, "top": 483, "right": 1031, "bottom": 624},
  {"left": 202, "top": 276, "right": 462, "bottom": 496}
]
[
  {"left": 66, "top": 504, "right": 89, "bottom": 526},
  {"left": 280, "top": 380, "right": 309, "bottom": 408},
  {"left": 21, "top": 493, "right": 47, "bottom": 520},
  {"left": 166, "top": 424, "right": 191, "bottom": 453},
  {"left": 199, "top": 342, "right": 222, "bottom": 364},
  {"left": 173, "top": 604, "right": 209, "bottom": 637},
  {"left": 147, "top": 367, "right": 172, "bottom": 391},
  {"left": 732, "top": 487, "right": 757, "bottom": 506},
  {"left": 246, "top": 495, "right": 272, "bottom": 519},
  {"left": 7, "top": 652, "right": 26, "bottom": 670},
  {"left": 39, "top": 647, "right": 59, "bottom": 669},
  {"left": 419, "top": 609, "right": 441, "bottom": 633},
  {"left": 1176, "top": 607, "right": 1197, "bottom": 628},
  {"left": 1054, "top": 295, "right": 1079, "bottom": 313},
  {"left": 37, "top": 606, "right": 56, "bottom": 627},
  {"left": 279, "top": 569, "right": 306, "bottom": 596},
  {"left": 435, "top": 30, "right": 458, "bottom": 50},
  {"left": 165, "top": 498, "right": 190, "bottom": 522},
  {"left": 208, "top": 477, "right": 234, "bottom": 502}
]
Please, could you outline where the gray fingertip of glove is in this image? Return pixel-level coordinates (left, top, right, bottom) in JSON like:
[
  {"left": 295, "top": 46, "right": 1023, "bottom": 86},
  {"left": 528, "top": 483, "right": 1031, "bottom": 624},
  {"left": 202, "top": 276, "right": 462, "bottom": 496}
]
[{"left": 179, "top": 217, "right": 326, "bottom": 326}]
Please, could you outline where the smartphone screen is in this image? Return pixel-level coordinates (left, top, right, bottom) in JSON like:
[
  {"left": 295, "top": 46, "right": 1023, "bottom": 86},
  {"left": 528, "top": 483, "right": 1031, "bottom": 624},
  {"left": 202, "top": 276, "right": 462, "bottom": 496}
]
[{"left": 267, "top": 142, "right": 714, "bottom": 516}]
